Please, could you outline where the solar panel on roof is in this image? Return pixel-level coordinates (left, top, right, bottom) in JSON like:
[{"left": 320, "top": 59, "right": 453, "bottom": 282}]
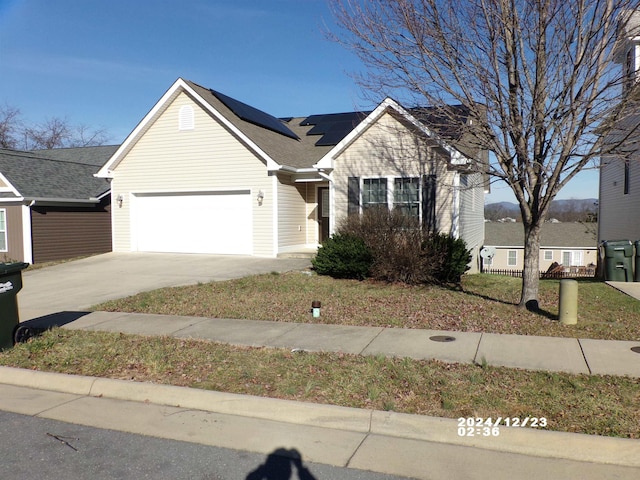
[
  {"left": 210, "top": 90, "right": 299, "bottom": 140},
  {"left": 300, "top": 111, "right": 370, "bottom": 146}
]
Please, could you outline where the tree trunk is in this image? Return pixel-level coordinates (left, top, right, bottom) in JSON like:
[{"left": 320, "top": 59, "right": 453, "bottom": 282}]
[{"left": 519, "top": 222, "right": 542, "bottom": 311}]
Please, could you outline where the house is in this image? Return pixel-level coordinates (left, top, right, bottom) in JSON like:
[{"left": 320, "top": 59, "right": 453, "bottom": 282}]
[
  {"left": 96, "top": 78, "right": 486, "bottom": 269},
  {"left": 599, "top": 10, "right": 640, "bottom": 244},
  {"left": 482, "top": 222, "right": 598, "bottom": 272},
  {"left": 0, "top": 146, "right": 115, "bottom": 263}
]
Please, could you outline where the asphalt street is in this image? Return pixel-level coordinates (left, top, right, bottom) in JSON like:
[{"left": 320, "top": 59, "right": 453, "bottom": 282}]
[{"left": 0, "top": 411, "right": 414, "bottom": 480}]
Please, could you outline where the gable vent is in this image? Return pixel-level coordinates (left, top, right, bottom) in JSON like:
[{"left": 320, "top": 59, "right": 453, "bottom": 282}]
[{"left": 179, "top": 105, "right": 195, "bottom": 130}]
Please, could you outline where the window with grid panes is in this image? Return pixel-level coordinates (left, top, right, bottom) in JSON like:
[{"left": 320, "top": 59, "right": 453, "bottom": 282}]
[
  {"left": 362, "top": 178, "right": 388, "bottom": 209},
  {"left": 393, "top": 178, "right": 420, "bottom": 218}
]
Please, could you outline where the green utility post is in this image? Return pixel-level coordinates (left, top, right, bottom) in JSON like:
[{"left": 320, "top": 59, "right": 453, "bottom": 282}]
[{"left": 558, "top": 279, "right": 578, "bottom": 325}]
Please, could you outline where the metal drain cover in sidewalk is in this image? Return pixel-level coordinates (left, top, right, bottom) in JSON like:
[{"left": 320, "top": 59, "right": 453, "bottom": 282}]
[
  {"left": 631, "top": 346, "right": 640, "bottom": 354},
  {"left": 430, "top": 335, "right": 456, "bottom": 342}
]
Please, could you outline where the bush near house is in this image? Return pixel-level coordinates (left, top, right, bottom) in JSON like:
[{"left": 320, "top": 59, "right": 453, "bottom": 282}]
[
  {"left": 314, "top": 209, "right": 471, "bottom": 285},
  {"left": 311, "top": 233, "right": 373, "bottom": 279}
]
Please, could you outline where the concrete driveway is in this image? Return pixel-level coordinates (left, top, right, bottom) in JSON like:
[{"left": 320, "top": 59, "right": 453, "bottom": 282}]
[{"left": 18, "top": 252, "right": 311, "bottom": 321}]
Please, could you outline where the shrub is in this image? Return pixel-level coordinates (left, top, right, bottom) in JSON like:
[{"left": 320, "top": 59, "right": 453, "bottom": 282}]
[
  {"left": 426, "top": 233, "right": 472, "bottom": 284},
  {"left": 338, "top": 209, "right": 471, "bottom": 285},
  {"left": 312, "top": 233, "right": 373, "bottom": 279}
]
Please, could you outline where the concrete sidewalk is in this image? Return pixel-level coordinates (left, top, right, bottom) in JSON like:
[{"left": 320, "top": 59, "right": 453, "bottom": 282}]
[
  {"left": 3, "top": 312, "right": 640, "bottom": 478},
  {"left": 50, "top": 311, "right": 640, "bottom": 378}
]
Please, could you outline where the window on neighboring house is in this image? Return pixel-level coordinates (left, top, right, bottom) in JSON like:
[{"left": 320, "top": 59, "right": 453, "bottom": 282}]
[
  {"left": 362, "top": 178, "right": 388, "bottom": 210},
  {"left": 544, "top": 250, "right": 553, "bottom": 261},
  {"left": 624, "top": 159, "right": 630, "bottom": 195},
  {"left": 507, "top": 250, "right": 517, "bottom": 267},
  {"left": 562, "top": 250, "right": 583, "bottom": 267},
  {"left": 0, "top": 209, "right": 7, "bottom": 252},
  {"left": 393, "top": 177, "right": 420, "bottom": 218}
]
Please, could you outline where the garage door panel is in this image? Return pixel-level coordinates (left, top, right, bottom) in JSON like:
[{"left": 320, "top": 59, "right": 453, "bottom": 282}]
[{"left": 134, "top": 192, "right": 251, "bottom": 254}]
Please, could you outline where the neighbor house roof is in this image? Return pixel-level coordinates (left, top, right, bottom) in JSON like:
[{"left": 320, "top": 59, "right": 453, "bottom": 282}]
[
  {"left": 98, "top": 78, "right": 480, "bottom": 177},
  {"left": 0, "top": 147, "right": 114, "bottom": 203},
  {"left": 484, "top": 222, "right": 598, "bottom": 248}
]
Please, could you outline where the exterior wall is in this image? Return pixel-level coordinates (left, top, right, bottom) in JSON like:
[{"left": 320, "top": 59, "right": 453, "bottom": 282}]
[
  {"left": 0, "top": 204, "right": 24, "bottom": 262},
  {"left": 276, "top": 174, "right": 308, "bottom": 249},
  {"left": 598, "top": 152, "right": 640, "bottom": 242},
  {"left": 486, "top": 247, "right": 597, "bottom": 271},
  {"left": 110, "top": 92, "right": 275, "bottom": 256},
  {"left": 306, "top": 184, "right": 319, "bottom": 245},
  {"left": 332, "top": 112, "right": 456, "bottom": 233},
  {"left": 30, "top": 199, "right": 112, "bottom": 263},
  {"left": 458, "top": 172, "right": 485, "bottom": 272}
]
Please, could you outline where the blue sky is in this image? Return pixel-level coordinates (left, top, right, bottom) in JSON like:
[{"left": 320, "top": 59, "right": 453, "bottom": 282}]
[{"left": 0, "top": 0, "right": 599, "bottom": 204}]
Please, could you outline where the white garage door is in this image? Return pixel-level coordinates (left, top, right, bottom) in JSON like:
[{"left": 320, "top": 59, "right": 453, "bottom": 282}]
[{"left": 134, "top": 191, "right": 252, "bottom": 254}]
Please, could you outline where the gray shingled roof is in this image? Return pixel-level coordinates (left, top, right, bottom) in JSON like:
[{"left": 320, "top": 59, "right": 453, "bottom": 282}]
[
  {"left": 185, "top": 80, "right": 480, "bottom": 169},
  {"left": 0, "top": 148, "right": 113, "bottom": 201},
  {"left": 484, "top": 222, "right": 598, "bottom": 248}
]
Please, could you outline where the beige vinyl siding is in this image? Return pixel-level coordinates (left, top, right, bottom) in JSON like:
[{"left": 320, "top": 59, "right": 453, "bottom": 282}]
[
  {"left": 458, "top": 172, "right": 485, "bottom": 272},
  {"left": 306, "top": 185, "right": 319, "bottom": 244},
  {"left": 0, "top": 205, "right": 23, "bottom": 262},
  {"left": 111, "top": 92, "right": 275, "bottom": 256},
  {"left": 487, "top": 247, "right": 596, "bottom": 271},
  {"left": 276, "top": 174, "right": 308, "bottom": 248},
  {"left": 598, "top": 154, "right": 640, "bottom": 242},
  {"left": 333, "top": 112, "right": 456, "bottom": 233}
]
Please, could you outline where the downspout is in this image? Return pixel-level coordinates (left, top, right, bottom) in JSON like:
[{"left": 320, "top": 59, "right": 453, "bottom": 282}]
[
  {"left": 22, "top": 201, "right": 35, "bottom": 263},
  {"left": 452, "top": 173, "right": 460, "bottom": 239}
]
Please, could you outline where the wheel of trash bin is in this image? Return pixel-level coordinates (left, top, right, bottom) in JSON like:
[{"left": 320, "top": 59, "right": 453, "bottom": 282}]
[{"left": 13, "top": 325, "right": 34, "bottom": 344}]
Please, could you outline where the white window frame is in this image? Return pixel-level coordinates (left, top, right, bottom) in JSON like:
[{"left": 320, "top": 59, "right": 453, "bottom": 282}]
[
  {"left": 361, "top": 177, "right": 422, "bottom": 220},
  {"left": 562, "top": 250, "right": 583, "bottom": 267},
  {"left": 507, "top": 250, "right": 517, "bottom": 267},
  {"left": 0, "top": 209, "right": 7, "bottom": 252},
  {"left": 362, "top": 178, "right": 388, "bottom": 210},
  {"left": 544, "top": 250, "right": 553, "bottom": 261},
  {"left": 393, "top": 177, "right": 420, "bottom": 218}
]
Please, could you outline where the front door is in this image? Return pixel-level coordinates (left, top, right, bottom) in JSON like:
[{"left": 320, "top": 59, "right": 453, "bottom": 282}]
[{"left": 318, "top": 187, "right": 330, "bottom": 243}]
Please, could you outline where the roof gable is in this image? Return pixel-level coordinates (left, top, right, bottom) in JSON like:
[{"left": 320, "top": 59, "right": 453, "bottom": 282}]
[{"left": 97, "top": 78, "right": 478, "bottom": 177}]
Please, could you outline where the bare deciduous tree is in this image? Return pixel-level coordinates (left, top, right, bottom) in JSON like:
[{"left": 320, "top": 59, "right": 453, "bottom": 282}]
[
  {"left": 0, "top": 104, "right": 22, "bottom": 149},
  {"left": 0, "top": 105, "right": 110, "bottom": 150},
  {"left": 330, "top": 0, "right": 640, "bottom": 310}
]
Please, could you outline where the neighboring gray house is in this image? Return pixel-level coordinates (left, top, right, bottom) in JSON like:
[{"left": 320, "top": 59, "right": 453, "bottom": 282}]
[
  {"left": 0, "top": 146, "right": 116, "bottom": 263},
  {"left": 482, "top": 222, "right": 598, "bottom": 272},
  {"left": 97, "top": 78, "right": 487, "bottom": 270},
  {"left": 599, "top": 10, "right": 640, "bottom": 243}
]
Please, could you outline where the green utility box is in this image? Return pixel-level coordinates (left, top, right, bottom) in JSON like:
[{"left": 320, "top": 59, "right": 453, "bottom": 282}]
[
  {"left": 602, "top": 240, "right": 633, "bottom": 282},
  {"left": 0, "top": 262, "right": 29, "bottom": 350}
]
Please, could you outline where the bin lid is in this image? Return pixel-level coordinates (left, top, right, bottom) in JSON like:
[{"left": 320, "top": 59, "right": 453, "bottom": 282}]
[{"left": 0, "top": 262, "right": 29, "bottom": 275}]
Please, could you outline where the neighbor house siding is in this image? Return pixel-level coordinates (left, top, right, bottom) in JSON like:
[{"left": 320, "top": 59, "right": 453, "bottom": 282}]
[
  {"left": 487, "top": 247, "right": 597, "bottom": 271},
  {"left": 30, "top": 199, "right": 112, "bottom": 263},
  {"left": 0, "top": 204, "right": 24, "bottom": 262},
  {"left": 276, "top": 174, "right": 308, "bottom": 249},
  {"left": 110, "top": 92, "right": 275, "bottom": 256},
  {"left": 458, "top": 172, "right": 485, "bottom": 272},
  {"left": 598, "top": 153, "right": 640, "bottom": 242},
  {"left": 332, "top": 112, "right": 456, "bottom": 234}
]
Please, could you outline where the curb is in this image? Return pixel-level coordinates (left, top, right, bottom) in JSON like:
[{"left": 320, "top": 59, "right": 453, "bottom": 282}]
[{"left": 1, "top": 366, "right": 639, "bottom": 468}]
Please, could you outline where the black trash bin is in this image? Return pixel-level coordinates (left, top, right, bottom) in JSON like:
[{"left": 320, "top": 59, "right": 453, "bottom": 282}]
[
  {"left": 602, "top": 240, "right": 633, "bottom": 282},
  {"left": 0, "top": 262, "right": 29, "bottom": 350}
]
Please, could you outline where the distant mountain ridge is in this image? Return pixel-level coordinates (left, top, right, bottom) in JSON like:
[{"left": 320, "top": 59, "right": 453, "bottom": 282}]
[{"left": 485, "top": 198, "right": 598, "bottom": 222}]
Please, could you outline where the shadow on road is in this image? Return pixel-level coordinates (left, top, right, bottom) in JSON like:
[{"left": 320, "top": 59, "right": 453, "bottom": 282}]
[{"left": 246, "top": 448, "right": 317, "bottom": 480}]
